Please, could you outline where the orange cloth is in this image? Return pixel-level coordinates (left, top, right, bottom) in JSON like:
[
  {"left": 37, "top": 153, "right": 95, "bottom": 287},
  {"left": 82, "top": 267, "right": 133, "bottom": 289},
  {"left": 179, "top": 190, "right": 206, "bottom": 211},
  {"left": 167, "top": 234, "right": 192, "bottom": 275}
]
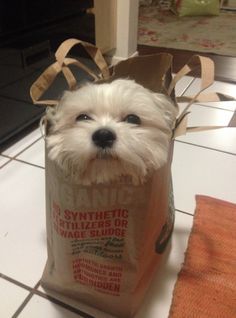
[{"left": 169, "top": 195, "right": 236, "bottom": 318}]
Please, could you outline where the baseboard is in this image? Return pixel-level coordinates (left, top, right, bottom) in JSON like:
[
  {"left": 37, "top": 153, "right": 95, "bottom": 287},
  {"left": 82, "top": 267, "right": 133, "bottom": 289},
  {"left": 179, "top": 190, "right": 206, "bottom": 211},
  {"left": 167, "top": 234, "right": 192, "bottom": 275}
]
[{"left": 105, "top": 51, "right": 139, "bottom": 65}]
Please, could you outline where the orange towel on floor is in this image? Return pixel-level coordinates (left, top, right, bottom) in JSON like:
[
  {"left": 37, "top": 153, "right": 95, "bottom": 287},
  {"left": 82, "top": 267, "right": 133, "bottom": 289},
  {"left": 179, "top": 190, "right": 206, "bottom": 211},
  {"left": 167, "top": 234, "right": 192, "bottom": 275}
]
[{"left": 169, "top": 195, "right": 236, "bottom": 318}]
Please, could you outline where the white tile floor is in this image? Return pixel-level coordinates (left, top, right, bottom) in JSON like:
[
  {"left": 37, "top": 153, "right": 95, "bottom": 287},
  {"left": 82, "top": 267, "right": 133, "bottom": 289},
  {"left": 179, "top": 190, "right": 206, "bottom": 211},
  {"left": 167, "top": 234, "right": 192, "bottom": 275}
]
[{"left": 0, "top": 77, "right": 236, "bottom": 318}]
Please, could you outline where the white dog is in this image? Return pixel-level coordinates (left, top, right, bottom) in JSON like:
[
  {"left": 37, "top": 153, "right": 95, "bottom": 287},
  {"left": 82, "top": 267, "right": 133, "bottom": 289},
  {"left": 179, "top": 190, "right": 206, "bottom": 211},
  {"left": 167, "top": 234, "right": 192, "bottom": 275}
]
[{"left": 46, "top": 79, "right": 177, "bottom": 185}]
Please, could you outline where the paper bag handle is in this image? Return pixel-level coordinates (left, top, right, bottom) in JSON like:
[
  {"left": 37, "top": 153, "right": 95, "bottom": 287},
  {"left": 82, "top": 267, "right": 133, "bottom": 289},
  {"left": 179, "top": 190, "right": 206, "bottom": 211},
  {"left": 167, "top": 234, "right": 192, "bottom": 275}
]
[
  {"left": 173, "top": 108, "right": 236, "bottom": 139},
  {"left": 173, "top": 55, "right": 215, "bottom": 136},
  {"left": 171, "top": 55, "right": 236, "bottom": 137},
  {"left": 169, "top": 55, "right": 235, "bottom": 105},
  {"left": 30, "top": 58, "right": 98, "bottom": 106},
  {"left": 168, "top": 55, "right": 214, "bottom": 97},
  {"left": 55, "top": 38, "right": 110, "bottom": 80},
  {"left": 30, "top": 39, "right": 109, "bottom": 106}
]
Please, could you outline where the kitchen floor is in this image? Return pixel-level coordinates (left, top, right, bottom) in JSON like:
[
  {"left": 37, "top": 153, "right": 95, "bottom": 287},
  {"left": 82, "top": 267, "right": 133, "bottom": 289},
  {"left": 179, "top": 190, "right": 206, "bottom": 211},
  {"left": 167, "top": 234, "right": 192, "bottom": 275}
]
[{"left": 0, "top": 70, "right": 236, "bottom": 317}]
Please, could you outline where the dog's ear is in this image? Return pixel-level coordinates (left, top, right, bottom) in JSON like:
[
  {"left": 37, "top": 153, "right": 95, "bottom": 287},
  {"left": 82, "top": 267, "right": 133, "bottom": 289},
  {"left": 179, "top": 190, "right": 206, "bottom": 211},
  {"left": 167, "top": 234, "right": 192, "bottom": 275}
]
[
  {"left": 45, "top": 107, "right": 58, "bottom": 134},
  {"left": 45, "top": 90, "right": 73, "bottom": 134},
  {"left": 152, "top": 93, "right": 178, "bottom": 129}
]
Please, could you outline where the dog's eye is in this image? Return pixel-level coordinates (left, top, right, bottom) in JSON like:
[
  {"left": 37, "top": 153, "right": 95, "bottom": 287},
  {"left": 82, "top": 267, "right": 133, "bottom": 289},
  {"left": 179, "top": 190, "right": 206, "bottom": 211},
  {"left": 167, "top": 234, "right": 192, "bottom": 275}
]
[
  {"left": 124, "top": 114, "right": 141, "bottom": 125},
  {"left": 76, "top": 114, "right": 92, "bottom": 121}
]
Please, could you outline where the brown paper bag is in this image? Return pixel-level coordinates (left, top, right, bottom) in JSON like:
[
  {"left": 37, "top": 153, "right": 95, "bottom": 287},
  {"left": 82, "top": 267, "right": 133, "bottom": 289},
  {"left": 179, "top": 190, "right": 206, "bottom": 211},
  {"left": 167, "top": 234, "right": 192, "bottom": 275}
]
[
  {"left": 43, "top": 148, "right": 174, "bottom": 318},
  {"left": 30, "top": 39, "right": 235, "bottom": 318}
]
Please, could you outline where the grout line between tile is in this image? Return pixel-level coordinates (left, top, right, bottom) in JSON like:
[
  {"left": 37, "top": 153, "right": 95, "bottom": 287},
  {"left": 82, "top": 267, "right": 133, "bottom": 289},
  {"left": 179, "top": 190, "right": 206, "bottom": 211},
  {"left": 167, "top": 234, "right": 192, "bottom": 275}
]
[
  {"left": 0, "top": 153, "right": 11, "bottom": 159},
  {"left": 0, "top": 155, "right": 45, "bottom": 170},
  {"left": 33, "top": 288, "right": 95, "bottom": 318},
  {"left": 0, "top": 273, "right": 33, "bottom": 293},
  {"left": 0, "top": 273, "right": 94, "bottom": 318},
  {"left": 192, "top": 103, "right": 235, "bottom": 112},
  {"left": 13, "top": 158, "right": 45, "bottom": 170},
  {"left": 11, "top": 292, "right": 35, "bottom": 318},
  {"left": 0, "top": 157, "right": 13, "bottom": 169},
  {"left": 176, "top": 209, "right": 194, "bottom": 217},
  {"left": 11, "top": 281, "right": 41, "bottom": 318},
  {"left": 0, "top": 134, "right": 43, "bottom": 161},
  {"left": 13, "top": 135, "right": 44, "bottom": 159},
  {"left": 179, "top": 77, "right": 196, "bottom": 96},
  {"left": 175, "top": 139, "right": 236, "bottom": 156}
]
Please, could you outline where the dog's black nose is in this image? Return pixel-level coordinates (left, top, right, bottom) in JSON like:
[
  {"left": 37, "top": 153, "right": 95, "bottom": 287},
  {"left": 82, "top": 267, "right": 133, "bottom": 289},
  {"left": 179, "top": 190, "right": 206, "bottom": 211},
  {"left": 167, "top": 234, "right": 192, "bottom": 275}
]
[{"left": 92, "top": 128, "right": 116, "bottom": 148}]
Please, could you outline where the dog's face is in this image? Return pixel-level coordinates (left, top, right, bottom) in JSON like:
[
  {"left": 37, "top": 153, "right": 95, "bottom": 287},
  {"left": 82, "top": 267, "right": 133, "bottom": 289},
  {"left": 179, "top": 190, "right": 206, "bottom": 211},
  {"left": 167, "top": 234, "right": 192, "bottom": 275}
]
[{"left": 46, "top": 79, "right": 177, "bottom": 185}]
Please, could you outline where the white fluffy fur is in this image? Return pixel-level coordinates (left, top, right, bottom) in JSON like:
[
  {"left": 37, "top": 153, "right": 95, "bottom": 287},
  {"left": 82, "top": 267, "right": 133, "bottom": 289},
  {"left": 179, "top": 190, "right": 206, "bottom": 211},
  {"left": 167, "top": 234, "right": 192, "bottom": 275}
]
[{"left": 46, "top": 79, "right": 177, "bottom": 185}]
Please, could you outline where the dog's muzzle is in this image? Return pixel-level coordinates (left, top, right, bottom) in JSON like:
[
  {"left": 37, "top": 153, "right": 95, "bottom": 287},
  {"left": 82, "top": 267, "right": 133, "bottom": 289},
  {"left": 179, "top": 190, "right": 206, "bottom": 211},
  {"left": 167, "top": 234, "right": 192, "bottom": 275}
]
[{"left": 92, "top": 128, "right": 116, "bottom": 149}]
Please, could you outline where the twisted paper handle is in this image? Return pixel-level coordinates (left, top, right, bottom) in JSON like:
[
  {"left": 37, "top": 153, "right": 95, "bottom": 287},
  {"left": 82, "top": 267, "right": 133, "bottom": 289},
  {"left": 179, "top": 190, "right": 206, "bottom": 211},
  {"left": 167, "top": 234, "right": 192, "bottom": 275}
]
[
  {"left": 30, "top": 39, "right": 109, "bottom": 106},
  {"left": 169, "top": 55, "right": 236, "bottom": 137}
]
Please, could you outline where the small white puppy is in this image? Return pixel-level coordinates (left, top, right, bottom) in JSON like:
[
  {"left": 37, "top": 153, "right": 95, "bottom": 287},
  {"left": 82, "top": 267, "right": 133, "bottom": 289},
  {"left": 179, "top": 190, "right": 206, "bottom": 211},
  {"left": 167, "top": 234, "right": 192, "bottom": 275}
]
[{"left": 46, "top": 79, "right": 177, "bottom": 185}]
